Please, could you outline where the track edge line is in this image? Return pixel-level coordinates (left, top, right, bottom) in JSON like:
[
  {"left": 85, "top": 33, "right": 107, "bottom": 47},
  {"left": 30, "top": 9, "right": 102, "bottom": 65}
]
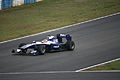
[{"left": 75, "top": 58, "right": 120, "bottom": 72}]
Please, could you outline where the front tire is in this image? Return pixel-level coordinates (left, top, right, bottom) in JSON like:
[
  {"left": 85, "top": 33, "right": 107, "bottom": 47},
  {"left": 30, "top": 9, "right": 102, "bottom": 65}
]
[{"left": 37, "top": 45, "right": 46, "bottom": 55}]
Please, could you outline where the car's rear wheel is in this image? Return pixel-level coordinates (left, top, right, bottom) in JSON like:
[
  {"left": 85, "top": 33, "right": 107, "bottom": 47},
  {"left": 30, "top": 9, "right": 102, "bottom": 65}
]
[{"left": 66, "top": 41, "right": 75, "bottom": 50}]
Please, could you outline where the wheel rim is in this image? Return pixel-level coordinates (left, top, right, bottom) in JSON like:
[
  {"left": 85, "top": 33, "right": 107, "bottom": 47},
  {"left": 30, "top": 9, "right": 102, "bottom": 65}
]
[
  {"left": 41, "top": 46, "right": 45, "bottom": 53},
  {"left": 71, "top": 44, "right": 75, "bottom": 50}
]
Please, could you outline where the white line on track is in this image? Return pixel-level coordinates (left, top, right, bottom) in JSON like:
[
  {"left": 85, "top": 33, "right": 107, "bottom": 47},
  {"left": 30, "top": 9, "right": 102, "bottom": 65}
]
[
  {"left": 0, "top": 71, "right": 75, "bottom": 75},
  {"left": 0, "top": 12, "right": 120, "bottom": 44},
  {"left": 75, "top": 58, "right": 120, "bottom": 72},
  {"left": 0, "top": 58, "right": 120, "bottom": 75},
  {"left": 81, "top": 70, "right": 120, "bottom": 73}
]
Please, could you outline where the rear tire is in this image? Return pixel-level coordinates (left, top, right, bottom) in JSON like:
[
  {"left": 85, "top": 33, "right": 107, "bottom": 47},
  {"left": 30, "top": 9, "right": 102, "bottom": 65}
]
[{"left": 66, "top": 41, "right": 75, "bottom": 50}]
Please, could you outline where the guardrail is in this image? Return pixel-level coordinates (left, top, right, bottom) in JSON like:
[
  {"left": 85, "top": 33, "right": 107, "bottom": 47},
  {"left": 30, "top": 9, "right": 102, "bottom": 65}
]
[{"left": 0, "top": 0, "right": 42, "bottom": 10}]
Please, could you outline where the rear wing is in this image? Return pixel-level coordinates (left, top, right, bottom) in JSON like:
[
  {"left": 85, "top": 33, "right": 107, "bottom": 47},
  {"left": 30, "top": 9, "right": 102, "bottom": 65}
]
[{"left": 56, "top": 34, "right": 72, "bottom": 42}]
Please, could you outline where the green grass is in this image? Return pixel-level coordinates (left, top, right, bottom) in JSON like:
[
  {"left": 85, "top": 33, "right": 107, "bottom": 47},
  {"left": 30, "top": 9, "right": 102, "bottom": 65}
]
[
  {"left": 86, "top": 60, "right": 120, "bottom": 71},
  {"left": 0, "top": 0, "right": 120, "bottom": 42}
]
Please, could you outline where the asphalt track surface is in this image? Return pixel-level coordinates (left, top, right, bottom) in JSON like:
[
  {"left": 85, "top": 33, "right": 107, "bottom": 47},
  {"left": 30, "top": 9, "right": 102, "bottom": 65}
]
[{"left": 0, "top": 13, "right": 120, "bottom": 80}]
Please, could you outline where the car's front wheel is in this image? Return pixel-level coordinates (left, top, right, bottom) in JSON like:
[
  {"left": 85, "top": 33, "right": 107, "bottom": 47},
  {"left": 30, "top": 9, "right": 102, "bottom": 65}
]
[{"left": 37, "top": 45, "right": 46, "bottom": 55}]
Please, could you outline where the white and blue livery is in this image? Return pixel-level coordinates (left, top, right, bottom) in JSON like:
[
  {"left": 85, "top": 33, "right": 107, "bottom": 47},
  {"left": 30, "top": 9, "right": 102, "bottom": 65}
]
[{"left": 12, "top": 34, "right": 75, "bottom": 55}]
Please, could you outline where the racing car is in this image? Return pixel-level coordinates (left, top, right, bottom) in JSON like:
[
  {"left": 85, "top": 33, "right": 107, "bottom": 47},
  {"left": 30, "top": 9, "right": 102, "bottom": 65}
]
[{"left": 12, "top": 34, "right": 75, "bottom": 55}]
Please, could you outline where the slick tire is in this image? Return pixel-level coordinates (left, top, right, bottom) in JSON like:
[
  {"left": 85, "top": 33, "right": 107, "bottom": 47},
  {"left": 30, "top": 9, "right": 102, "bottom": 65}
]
[
  {"left": 66, "top": 41, "right": 75, "bottom": 50},
  {"left": 37, "top": 45, "right": 46, "bottom": 55}
]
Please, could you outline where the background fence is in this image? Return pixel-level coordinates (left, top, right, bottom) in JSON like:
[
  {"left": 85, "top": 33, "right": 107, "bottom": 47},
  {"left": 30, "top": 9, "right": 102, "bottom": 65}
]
[
  {"left": 0, "top": 0, "right": 1, "bottom": 10},
  {"left": 13, "top": 0, "right": 24, "bottom": 7},
  {"left": 0, "top": 0, "right": 42, "bottom": 10},
  {"left": 24, "top": 0, "right": 36, "bottom": 4}
]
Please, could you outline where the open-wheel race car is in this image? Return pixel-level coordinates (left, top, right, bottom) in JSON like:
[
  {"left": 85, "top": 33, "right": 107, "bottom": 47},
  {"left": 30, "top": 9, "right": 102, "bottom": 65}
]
[{"left": 12, "top": 34, "right": 75, "bottom": 55}]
